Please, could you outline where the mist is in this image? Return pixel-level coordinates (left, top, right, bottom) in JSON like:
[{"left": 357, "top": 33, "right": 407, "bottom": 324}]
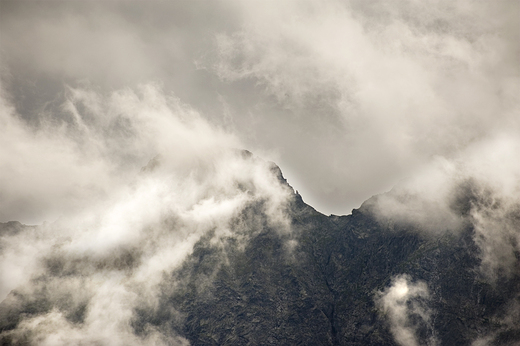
[
  {"left": 375, "top": 275, "right": 436, "bottom": 346},
  {"left": 1, "top": 0, "right": 519, "bottom": 344},
  {"left": 0, "top": 84, "right": 293, "bottom": 344}
]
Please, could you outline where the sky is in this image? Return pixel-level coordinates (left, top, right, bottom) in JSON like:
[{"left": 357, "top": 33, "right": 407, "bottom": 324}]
[
  {"left": 1, "top": 0, "right": 517, "bottom": 222},
  {"left": 0, "top": 1, "right": 519, "bottom": 344}
]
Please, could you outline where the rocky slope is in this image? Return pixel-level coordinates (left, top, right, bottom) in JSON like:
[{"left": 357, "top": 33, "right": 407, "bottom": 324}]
[
  {"left": 152, "top": 194, "right": 519, "bottom": 345},
  {"left": 133, "top": 168, "right": 520, "bottom": 345},
  {"left": 1, "top": 162, "right": 519, "bottom": 345}
]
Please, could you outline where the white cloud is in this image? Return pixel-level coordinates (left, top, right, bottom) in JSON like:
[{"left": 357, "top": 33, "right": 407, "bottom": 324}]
[
  {"left": 0, "top": 80, "right": 241, "bottom": 224},
  {"left": 209, "top": 0, "right": 519, "bottom": 214},
  {"left": 367, "top": 133, "right": 520, "bottom": 279},
  {"left": 0, "top": 83, "right": 293, "bottom": 344},
  {"left": 375, "top": 274, "right": 437, "bottom": 346},
  {"left": 1, "top": 0, "right": 518, "bottom": 216}
]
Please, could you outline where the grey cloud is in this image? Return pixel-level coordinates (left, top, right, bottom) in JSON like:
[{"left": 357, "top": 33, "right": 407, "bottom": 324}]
[
  {"left": 1, "top": 0, "right": 518, "bottom": 216},
  {"left": 0, "top": 0, "right": 238, "bottom": 84},
  {"left": 0, "top": 0, "right": 239, "bottom": 127},
  {"left": 208, "top": 0, "right": 520, "bottom": 214}
]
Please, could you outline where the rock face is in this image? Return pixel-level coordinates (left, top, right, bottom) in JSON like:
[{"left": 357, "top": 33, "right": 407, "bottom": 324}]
[
  {"left": 1, "top": 163, "right": 519, "bottom": 345},
  {"left": 149, "top": 193, "right": 519, "bottom": 346}
]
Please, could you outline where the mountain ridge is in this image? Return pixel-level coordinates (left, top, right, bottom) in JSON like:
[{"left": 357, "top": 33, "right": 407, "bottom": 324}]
[{"left": 1, "top": 155, "right": 519, "bottom": 345}]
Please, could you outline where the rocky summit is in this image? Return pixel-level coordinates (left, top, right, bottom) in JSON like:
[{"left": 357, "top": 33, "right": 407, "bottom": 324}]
[{"left": 1, "top": 162, "right": 519, "bottom": 346}]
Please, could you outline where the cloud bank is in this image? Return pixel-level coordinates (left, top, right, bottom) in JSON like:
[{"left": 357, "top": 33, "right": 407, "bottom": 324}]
[
  {"left": 0, "top": 81, "right": 241, "bottom": 223},
  {"left": 1, "top": 0, "right": 518, "bottom": 215},
  {"left": 208, "top": 0, "right": 519, "bottom": 213}
]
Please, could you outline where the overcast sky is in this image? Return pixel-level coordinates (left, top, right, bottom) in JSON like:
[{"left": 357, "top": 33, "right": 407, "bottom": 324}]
[{"left": 1, "top": 0, "right": 519, "bottom": 222}]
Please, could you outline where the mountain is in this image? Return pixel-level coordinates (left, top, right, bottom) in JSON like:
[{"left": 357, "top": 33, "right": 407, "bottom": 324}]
[
  {"left": 146, "top": 184, "right": 520, "bottom": 345},
  {"left": 1, "top": 156, "right": 519, "bottom": 346}
]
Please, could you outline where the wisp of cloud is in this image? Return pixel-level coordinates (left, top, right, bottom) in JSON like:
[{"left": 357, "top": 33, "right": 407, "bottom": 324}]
[
  {"left": 375, "top": 274, "right": 437, "bottom": 346},
  {"left": 0, "top": 84, "right": 293, "bottom": 345}
]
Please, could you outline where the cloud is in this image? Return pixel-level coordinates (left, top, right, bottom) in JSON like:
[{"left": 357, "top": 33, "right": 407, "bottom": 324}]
[
  {"left": 1, "top": 0, "right": 518, "bottom": 216},
  {"left": 0, "top": 1, "right": 518, "bottom": 343},
  {"left": 0, "top": 80, "right": 241, "bottom": 224},
  {"left": 375, "top": 274, "right": 437, "bottom": 346},
  {"left": 207, "top": 0, "right": 519, "bottom": 214},
  {"left": 0, "top": 83, "right": 293, "bottom": 344},
  {"left": 366, "top": 133, "right": 520, "bottom": 280}
]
